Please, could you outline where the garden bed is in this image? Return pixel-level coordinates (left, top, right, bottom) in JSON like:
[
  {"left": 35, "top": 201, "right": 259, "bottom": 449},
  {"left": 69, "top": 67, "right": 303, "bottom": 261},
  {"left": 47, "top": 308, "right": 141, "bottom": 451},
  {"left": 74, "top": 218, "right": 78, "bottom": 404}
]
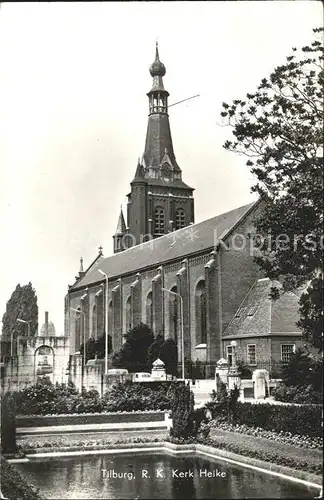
[
  {"left": 207, "top": 428, "right": 323, "bottom": 476},
  {"left": 21, "top": 439, "right": 165, "bottom": 456},
  {"left": 17, "top": 410, "right": 166, "bottom": 427}
]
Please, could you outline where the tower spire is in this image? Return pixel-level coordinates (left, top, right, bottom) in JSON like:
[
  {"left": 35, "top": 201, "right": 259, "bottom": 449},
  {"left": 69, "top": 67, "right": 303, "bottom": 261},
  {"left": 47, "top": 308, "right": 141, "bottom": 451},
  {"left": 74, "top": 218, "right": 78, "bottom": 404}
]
[
  {"left": 143, "top": 43, "right": 178, "bottom": 171},
  {"left": 115, "top": 206, "right": 126, "bottom": 235}
]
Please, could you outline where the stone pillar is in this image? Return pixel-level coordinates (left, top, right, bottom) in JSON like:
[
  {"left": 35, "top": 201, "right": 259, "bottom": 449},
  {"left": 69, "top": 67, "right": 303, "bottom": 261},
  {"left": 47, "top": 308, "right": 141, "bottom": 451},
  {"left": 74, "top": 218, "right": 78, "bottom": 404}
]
[
  {"left": 176, "top": 259, "right": 190, "bottom": 362},
  {"left": 227, "top": 342, "right": 241, "bottom": 392},
  {"left": 131, "top": 273, "right": 142, "bottom": 327},
  {"left": 152, "top": 267, "right": 163, "bottom": 335},
  {"left": 112, "top": 279, "right": 122, "bottom": 351},
  {"left": 252, "top": 369, "right": 269, "bottom": 399},
  {"left": 151, "top": 358, "right": 166, "bottom": 380},
  {"left": 204, "top": 251, "right": 221, "bottom": 364},
  {"left": 215, "top": 358, "right": 229, "bottom": 388}
]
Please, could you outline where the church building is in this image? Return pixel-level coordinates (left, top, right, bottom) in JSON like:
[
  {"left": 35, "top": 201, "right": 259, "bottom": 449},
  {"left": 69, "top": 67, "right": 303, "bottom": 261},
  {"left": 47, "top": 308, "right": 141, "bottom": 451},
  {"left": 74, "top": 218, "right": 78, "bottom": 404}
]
[{"left": 64, "top": 45, "right": 304, "bottom": 376}]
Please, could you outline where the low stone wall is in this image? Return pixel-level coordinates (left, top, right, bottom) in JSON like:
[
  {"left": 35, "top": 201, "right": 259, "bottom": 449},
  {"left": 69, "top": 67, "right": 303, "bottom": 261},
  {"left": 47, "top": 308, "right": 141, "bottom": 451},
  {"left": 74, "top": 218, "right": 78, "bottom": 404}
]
[{"left": 17, "top": 411, "right": 168, "bottom": 428}]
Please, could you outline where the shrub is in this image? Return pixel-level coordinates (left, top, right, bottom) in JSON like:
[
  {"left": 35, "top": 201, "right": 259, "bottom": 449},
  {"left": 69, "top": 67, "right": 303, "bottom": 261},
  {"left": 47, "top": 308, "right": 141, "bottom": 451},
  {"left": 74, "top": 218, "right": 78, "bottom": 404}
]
[
  {"left": 281, "top": 348, "right": 323, "bottom": 393},
  {"left": 102, "top": 380, "right": 173, "bottom": 412},
  {"left": 13, "top": 379, "right": 105, "bottom": 415},
  {"left": 0, "top": 456, "right": 43, "bottom": 500},
  {"left": 170, "top": 382, "right": 196, "bottom": 439},
  {"left": 1, "top": 392, "right": 17, "bottom": 454},
  {"left": 231, "top": 402, "right": 322, "bottom": 438},
  {"left": 273, "top": 383, "right": 322, "bottom": 404},
  {"left": 237, "top": 360, "right": 253, "bottom": 379}
]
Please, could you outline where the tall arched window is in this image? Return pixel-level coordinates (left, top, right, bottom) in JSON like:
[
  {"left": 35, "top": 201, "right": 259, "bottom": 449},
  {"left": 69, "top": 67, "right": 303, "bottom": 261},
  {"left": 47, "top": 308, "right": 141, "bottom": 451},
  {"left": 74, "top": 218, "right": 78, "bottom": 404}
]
[
  {"left": 92, "top": 304, "right": 97, "bottom": 340},
  {"left": 175, "top": 208, "right": 186, "bottom": 230},
  {"left": 154, "top": 206, "right": 165, "bottom": 234},
  {"left": 126, "top": 296, "right": 132, "bottom": 333},
  {"left": 146, "top": 292, "right": 153, "bottom": 331},
  {"left": 195, "top": 280, "right": 207, "bottom": 344},
  {"left": 169, "top": 286, "right": 179, "bottom": 340}
]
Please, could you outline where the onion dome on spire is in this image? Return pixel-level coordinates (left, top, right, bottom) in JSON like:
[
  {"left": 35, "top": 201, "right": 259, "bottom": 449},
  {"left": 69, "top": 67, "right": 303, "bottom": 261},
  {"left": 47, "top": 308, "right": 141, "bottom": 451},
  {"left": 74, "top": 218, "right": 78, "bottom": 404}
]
[{"left": 149, "top": 41, "right": 166, "bottom": 77}]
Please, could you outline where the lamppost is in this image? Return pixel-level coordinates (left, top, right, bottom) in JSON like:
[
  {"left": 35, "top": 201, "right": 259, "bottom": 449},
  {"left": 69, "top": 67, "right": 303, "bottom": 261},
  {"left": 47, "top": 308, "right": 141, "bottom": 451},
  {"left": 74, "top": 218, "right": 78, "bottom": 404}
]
[
  {"left": 71, "top": 307, "right": 86, "bottom": 369},
  {"left": 162, "top": 288, "right": 184, "bottom": 380},
  {"left": 98, "top": 269, "right": 109, "bottom": 374}
]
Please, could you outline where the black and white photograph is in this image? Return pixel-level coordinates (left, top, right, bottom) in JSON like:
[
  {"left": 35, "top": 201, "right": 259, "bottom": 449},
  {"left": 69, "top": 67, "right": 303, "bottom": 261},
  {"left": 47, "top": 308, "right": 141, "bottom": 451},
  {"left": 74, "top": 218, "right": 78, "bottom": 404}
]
[{"left": 0, "top": 1, "right": 323, "bottom": 499}]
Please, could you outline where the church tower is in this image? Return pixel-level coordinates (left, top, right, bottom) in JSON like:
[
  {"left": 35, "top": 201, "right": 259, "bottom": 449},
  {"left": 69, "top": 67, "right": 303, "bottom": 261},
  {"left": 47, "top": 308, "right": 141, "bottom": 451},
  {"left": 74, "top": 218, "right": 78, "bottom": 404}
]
[{"left": 113, "top": 43, "right": 195, "bottom": 253}]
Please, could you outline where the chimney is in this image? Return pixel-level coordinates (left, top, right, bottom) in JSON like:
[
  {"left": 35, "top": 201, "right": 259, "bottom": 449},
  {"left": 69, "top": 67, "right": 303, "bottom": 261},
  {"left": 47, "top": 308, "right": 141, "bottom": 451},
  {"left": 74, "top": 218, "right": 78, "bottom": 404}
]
[{"left": 45, "top": 311, "right": 49, "bottom": 337}]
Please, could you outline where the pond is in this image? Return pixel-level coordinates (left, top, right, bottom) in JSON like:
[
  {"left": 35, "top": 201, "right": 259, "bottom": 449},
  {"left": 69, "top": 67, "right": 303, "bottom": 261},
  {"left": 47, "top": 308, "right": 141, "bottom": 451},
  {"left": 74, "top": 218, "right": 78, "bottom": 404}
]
[{"left": 14, "top": 452, "right": 319, "bottom": 499}]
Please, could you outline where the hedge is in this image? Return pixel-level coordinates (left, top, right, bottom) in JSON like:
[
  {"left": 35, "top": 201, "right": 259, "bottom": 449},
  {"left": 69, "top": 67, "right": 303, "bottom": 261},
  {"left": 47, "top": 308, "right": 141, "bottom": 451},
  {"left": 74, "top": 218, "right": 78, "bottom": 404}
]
[
  {"left": 207, "top": 401, "right": 322, "bottom": 438},
  {"left": 0, "top": 457, "right": 44, "bottom": 500}
]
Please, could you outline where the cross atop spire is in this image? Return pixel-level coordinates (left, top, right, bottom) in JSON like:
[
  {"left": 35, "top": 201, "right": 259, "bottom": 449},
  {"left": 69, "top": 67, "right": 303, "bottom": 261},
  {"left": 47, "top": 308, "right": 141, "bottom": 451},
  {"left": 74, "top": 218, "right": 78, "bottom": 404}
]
[{"left": 98, "top": 246, "right": 103, "bottom": 256}]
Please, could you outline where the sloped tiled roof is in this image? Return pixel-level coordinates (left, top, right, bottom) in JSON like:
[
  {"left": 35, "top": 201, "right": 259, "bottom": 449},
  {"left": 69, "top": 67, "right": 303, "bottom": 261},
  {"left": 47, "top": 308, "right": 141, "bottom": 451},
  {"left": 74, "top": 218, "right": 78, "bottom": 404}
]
[
  {"left": 143, "top": 113, "right": 179, "bottom": 169},
  {"left": 71, "top": 201, "right": 257, "bottom": 290},
  {"left": 223, "top": 278, "right": 301, "bottom": 337},
  {"left": 115, "top": 208, "right": 126, "bottom": 235}
]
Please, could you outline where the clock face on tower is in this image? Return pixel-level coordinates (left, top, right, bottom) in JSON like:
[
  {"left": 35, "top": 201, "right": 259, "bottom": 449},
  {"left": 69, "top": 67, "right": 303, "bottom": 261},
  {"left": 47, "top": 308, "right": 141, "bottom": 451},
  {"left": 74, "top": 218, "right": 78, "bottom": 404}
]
[{"left": 162, "top": 162, "right": 171, "bottom": 180}]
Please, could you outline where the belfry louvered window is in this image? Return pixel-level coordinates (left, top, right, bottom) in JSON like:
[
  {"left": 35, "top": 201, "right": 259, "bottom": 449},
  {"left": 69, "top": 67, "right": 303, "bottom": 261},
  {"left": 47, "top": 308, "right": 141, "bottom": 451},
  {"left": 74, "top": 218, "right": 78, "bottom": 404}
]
[
  {"left": 154, "top": 207, "right": 165, "bottom": 234},
  {"left": 175, "top": 208, "right": 186, "bottom": 230}
]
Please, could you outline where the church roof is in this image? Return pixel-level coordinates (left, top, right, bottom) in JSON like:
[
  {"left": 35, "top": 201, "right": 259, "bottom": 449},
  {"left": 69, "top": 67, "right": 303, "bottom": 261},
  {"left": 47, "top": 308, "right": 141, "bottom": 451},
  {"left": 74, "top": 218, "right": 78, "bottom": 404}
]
[
  {"left": 71, "top": 200, "right": 258, "bottom": 290},
  {"left": 223, "top": 278, "right": 301, "bottom": 338}
]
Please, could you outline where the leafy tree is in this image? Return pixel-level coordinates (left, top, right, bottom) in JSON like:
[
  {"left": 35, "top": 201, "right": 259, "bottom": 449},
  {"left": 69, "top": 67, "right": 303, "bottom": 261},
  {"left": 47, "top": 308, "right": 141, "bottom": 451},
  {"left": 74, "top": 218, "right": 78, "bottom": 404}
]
[
  {"left": 147, "top": 333, "right": 164, "bottom": 368},
  {"left": 297, "top": 276, "right": 323, "bottom": 351},
  {"left": 2, "top": 283, "right": 38, "bottom": 349},
  {"left": 111, "top": 322, "right": 154, "bottom": 372},
  {"left": 280, "top": 347, "right": 322, "bottom": 391},
  {"left": 80, "top": 334, "right": 112, "bottom": 364},
  {"left": 170, "top": 382, "right": 195, "bottom": 440},
  {"left": 221, "top": 28, "right": 323, "bottom": 351},
  {"left": 160, "top": 338, "right": 178, "bottom": 376},
  {"left": 147, "top": 334, "right": 178, "bottom": 376}
]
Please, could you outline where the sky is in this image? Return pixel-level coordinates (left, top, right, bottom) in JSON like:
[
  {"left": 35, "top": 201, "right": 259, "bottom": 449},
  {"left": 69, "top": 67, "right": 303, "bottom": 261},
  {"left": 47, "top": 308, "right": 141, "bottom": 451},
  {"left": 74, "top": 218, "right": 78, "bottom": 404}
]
[{"left": 0, "top": 1, "right": 321, "bottom": 335}]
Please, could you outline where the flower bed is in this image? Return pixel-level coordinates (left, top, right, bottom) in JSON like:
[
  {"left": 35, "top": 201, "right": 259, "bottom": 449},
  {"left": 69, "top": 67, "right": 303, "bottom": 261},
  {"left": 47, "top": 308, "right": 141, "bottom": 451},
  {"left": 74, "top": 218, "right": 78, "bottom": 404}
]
[
  {"left": 200, "top": 435, "right": 323, "bottom": 476},
  {"left": 17, "top": 410, "right": 166, "bottom": 428},
  {"left": 19, "top": 437, "right": 163, "bottom": 455},
  {"left": 209, "top": 420, "right": 323, "bottom": 450}
]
